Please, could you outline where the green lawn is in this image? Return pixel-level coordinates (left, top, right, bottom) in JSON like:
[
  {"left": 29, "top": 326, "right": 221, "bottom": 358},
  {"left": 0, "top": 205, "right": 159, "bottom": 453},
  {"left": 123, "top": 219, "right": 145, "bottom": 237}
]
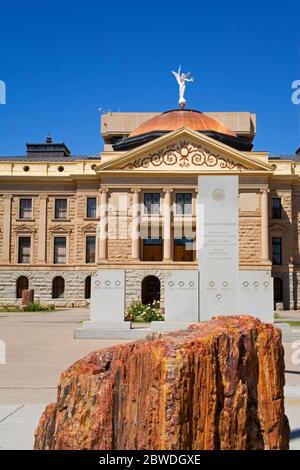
[{"left": 0, "top": 307, "right": 23, "bottom": 312}]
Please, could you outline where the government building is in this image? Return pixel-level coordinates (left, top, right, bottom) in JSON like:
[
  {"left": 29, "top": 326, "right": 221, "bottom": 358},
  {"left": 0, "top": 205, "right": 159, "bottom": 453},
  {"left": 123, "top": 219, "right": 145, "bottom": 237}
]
[{"left": 0, "top": 106, "right": 299, "bottom": 310}]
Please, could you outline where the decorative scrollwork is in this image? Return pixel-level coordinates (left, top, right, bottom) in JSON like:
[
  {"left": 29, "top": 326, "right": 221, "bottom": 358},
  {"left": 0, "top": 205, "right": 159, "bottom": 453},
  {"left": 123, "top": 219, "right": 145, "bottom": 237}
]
[{"left": 121, "top": 141, "right": 249, "bottom": 170}]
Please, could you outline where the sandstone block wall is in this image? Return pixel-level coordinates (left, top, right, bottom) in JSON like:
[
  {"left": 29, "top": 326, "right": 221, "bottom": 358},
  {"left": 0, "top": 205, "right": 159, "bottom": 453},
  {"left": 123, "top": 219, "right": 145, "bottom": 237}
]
[{"left": 0, "top": 270, "right": 94, "bottom": 307}]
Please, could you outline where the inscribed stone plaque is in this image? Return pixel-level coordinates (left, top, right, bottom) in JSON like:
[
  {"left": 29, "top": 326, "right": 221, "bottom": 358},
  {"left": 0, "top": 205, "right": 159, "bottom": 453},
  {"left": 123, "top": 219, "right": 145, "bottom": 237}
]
[{"left": 198, "top": 175, "right": 239, "bottom": 320}]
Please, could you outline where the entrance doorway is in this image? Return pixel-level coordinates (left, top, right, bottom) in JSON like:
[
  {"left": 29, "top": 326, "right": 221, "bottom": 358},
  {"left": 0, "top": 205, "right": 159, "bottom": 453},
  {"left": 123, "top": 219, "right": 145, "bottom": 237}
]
[
  {"left": 141, "top": 275, "right": 160, "bottom": 304},
  {"left": 274, "top": 277, "right": 283, "bottom": 307}
]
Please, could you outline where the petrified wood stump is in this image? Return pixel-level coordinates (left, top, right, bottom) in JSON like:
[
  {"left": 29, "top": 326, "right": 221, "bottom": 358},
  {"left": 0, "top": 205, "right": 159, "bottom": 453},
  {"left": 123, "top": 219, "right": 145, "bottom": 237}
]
[{"left": 34, "top": 316, "right": 289, "bottom": 450}]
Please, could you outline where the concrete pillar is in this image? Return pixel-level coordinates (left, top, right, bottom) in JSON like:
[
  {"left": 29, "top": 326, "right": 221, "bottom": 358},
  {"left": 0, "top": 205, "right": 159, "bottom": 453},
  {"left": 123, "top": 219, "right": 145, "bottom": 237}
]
[
  {"left": 131, "top": 188, "right": 141, "bottom": 260},
  {"left": 260, "top": 188, "right": 270, "bottom": 262},
  {"left": 37, "top": 196, "right": 47, "bottom": 263},
  {"left": 2, "top": 195, "right": 12, "bottom": 263},
  {"left": 98, "top": 188, "right": 109, "bottom": 261},
  {"left": 163, "top": 188, "right": 173, "bottom": 261}
]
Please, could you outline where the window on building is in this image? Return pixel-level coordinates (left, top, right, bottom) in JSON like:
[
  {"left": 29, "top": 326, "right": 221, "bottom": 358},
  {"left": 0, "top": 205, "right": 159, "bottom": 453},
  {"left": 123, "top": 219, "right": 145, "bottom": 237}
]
[
  {"left": 87, "top": 197, "right": 97, "bottom": 218},
  {"left": 52, "top": 276, "right": 65, "bottom": 299},
  {"left": 19, "top": 198, "right": 32, "bottom": 219},
  {"left": 18, "top": 237, "right": 31, "bottom": 264},
  {"left": 142, "top": 238, "right": 162, "bottom": 261},
  {"left": 86, "top": 236, "right": 96, "bottom": 263},
  {"left": 16, "top": 276, "right": 28, "bottom": 298},
  {"left": 272, "top": 198, "right": 282, "bottom": 219},
  {"left": 174, "top": 238, "right": 195, "bottom": 261},
  {"left": 175, "top": 193, "right": 192, "bottom": 215},
  {"left": 274, "top": 277, "right": 283, "bottom": 304},
  {"left": 55, "top": 198, "right": 67, "bottom": 219},
  {"left": 54, "top": 237, "right": 66, "bottom": 264},
  {"left": 143, "top": 193, "right": 160, "bottom": 215},
  {"left": 85, "top": 275, "right": 91, "bottom": 299},
  {"left": 272, "top": 237, "right": 282, "bottom": 265}
]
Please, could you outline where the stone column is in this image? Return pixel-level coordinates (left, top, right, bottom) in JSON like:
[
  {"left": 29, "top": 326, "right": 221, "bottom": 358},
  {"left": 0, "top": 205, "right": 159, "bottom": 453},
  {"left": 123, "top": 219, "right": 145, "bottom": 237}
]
[
  {"left": 37, "top": 196, "right": 48, "bottom": 263},
  {"left": 98, "top": 189, "right": 109, "bottom": 261},
  {"left": 131, "top": 188, "right": 141, "bottom": 260},
  {"left": 260, "top": 188, "right": 270, "bottom": 262},
  {"left": 2, "top": 195, "right": 12, "bottom": 263},
  {"left": 163, "top": 188, "right": 173, "bottom": 261}
]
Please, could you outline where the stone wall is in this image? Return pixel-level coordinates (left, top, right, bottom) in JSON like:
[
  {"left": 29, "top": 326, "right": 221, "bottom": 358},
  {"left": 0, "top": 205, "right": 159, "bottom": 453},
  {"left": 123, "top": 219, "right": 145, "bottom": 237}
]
[
  {"left": 1, "top": 182, "right": 300, "bottom": 309},
  {"left": 125, "top": 269, "right": 166, "bottom": 307},
  {"left": 239, "top": 216, "right": 261, "bottom": 264},
  {"left": 0, "top": 196, "right": 3, "bottom": 261},
  {"left": 0, "top": 270, "right": 95, "bottom": 307}
]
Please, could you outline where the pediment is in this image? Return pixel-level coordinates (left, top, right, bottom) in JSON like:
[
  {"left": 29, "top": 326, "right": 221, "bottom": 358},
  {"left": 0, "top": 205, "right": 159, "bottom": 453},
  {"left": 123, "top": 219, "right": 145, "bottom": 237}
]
[
  {"left": 269, "top": 223, "right": 286, "bottom": 234},
  {"left": 49, "top": 224, "right": 72, "bottom": 234},
  {"left": 82, "top": 223, "right": 97, "bottom": 233},
  {"left": 97, "top": 128, "right": 273, "bottom": 175},
  {"left": 14, "top": 224, "right": 36, "bottom": 233}
]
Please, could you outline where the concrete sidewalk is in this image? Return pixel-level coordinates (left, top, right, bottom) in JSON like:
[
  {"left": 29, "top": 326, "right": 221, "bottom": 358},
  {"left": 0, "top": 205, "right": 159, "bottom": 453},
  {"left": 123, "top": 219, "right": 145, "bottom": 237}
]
[
  {"left": 0, "top": 308, "right": 129, "bottom": 404},
  {"left": 0, "top": 309, "right": 300, "bottom": 450},
  {"left": 0, "top": 308, "right": 131, "bottom": 450},
  {"left": 0, "top": 404, "right": 45, "bottom": 450},
  {"left": 275, "top": 310, "right": 300, "bottom": 322}
]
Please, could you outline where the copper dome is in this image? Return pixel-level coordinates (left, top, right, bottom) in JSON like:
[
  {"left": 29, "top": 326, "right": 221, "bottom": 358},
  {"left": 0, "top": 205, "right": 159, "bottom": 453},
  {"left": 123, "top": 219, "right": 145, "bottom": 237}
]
[{"left": 129, "top": 109, "right": 237, "bottom": 138}]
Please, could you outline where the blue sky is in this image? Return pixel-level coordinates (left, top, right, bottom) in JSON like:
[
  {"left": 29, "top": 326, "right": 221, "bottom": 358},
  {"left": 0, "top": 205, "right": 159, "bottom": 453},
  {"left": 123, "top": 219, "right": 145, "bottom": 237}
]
[{"left": 0, "top": 0, "right": 300, "bottom": 156}]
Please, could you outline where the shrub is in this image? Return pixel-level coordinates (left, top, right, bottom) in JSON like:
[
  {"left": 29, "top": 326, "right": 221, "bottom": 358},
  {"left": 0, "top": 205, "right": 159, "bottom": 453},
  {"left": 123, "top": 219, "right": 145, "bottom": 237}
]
[
  {"left": 125, "top": 300, "right": 164, "bottom": 322},
  {"left": 23, "top": 302, "right": 55, "bottom": 312}
]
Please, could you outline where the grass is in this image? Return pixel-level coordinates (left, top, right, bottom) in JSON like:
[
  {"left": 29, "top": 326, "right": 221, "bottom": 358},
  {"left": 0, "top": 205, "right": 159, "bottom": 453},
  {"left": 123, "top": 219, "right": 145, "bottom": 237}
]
[
  {"left": 0, "top": 302, "right": 55, "bottom": 312},
  {"left": 23, "top": 302, "right": 55, "bottom": 312},
  {"left": 0, "top": 306, "right": 23, "bottom": 312},
  {"left": 286, "top": 321, "right": 300, "bottom": 327}
]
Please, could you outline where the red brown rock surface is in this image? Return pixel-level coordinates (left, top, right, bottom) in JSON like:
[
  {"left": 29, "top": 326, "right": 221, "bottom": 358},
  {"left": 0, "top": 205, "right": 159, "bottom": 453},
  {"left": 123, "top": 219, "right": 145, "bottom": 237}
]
[
  {"left": 21, "top": 289, "right": 34, "bottom": 306},
  {"left": 34, "top": 316, "right": 289, "bottom": 450}
]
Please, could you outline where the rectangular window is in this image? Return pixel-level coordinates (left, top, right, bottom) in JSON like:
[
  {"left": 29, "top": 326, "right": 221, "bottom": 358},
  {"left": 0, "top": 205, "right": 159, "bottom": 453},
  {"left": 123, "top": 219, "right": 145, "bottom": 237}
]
[
  {"left": 87, "top": 197, "right": 97, "bottom": 218},
  {"left": 174, "top": 238, "right": 194, "bottom": 261},
  {"left": 86, "top": 236, "right": 96, "bottom": 263},
  {"left": 18, "top": 237, "right": 31, "bottom": 264},
  {"left": 272, "top": 237, "right": 282, "bottom": 265},
  {"left": 175, "top": 193, "right": 192, "bottom": 215},
  {"left": 19, "top": 198, "right": 32, "bottom": 219},
  {"left": 272, "top": 198, "right": 282, "bottom": 219},
  {"left": 144, "top": 193, "right": 160, "bottom": 215},
  {"left": 143, "top": 238, "right": 162, "bottom": 261},
  {"left": 54, "top": 237, "right": 66, "bottom": 264},
  {"left": 55, "top": 199, "right": 67, "bottom": 219}
]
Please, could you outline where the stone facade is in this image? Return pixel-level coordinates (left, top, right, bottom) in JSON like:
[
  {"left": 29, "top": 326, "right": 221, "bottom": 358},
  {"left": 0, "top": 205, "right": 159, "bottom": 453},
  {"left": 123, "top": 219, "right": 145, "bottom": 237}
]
[
  {"left": 0, "top": 112, "right": 300, "bottom": 310},
  {"left": 0, "top": 270, "right": 94, "bottom": 307},
  {"left": 125, "top": 269, "right": 166, "bottom": 307}
]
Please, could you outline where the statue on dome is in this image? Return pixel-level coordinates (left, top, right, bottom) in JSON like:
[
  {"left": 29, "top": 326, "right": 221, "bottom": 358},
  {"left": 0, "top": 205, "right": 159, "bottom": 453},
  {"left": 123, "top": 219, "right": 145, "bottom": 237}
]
[{"left": 172, "top": 65, "right": 194, "bottom": 109}]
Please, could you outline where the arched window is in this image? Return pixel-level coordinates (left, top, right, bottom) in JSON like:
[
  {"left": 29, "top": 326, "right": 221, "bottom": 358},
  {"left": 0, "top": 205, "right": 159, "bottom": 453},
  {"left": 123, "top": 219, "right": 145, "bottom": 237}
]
[
  {"left": 16, "top": 276, "right": 28, "bottom": 298},
  {"left": 85, "top": 275, "right": 91, "bottom": 299},
  {"left": 52, "top": 276, "right": 65, "bottom": 299},
  {"left": 274, "top": 277, "right": 283, "bottom": 303},
  {"left": 141, "top": 275, "right": 160, "bottom": 305}
]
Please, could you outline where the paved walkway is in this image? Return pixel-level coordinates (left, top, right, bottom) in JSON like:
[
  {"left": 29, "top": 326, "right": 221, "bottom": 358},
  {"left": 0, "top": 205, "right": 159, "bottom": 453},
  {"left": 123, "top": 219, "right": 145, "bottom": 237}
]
[
  {"left": 0, "top": 308, "right": 130, "bottom": 449},
  {"left": 0, "top": 309, "right": 299, "bottom": 449},
  {"left": 275, "top": 310, "right": 300, "bottom": 322}
]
